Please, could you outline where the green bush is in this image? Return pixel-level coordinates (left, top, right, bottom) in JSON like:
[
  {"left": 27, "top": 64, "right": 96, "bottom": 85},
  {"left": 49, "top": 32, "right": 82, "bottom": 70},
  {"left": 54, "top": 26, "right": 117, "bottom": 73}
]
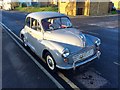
[{"left": 111, "top": 11, "right": 117, "bottom": 14}]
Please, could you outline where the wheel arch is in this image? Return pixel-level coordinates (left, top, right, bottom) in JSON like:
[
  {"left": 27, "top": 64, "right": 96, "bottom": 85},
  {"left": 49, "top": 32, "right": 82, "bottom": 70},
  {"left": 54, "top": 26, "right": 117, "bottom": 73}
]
[
  {"left": 42, "top": 49, "right": 51, "bottom": 59},
  {"left": 42, "top": 48, "right": 62, "bottom": 65}
]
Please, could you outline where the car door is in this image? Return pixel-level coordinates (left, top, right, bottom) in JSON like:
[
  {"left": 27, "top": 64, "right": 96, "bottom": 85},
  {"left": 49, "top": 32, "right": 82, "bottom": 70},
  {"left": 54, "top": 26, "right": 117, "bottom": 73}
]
[
  {"left": 28, "top": 18, "right": 44, "bottom": 56},
  {"left": 24, "top": 17, "right": 36, "bottom": 51},
  {"left": 24, "top": 17, "right": 34, "bottom": 47}
]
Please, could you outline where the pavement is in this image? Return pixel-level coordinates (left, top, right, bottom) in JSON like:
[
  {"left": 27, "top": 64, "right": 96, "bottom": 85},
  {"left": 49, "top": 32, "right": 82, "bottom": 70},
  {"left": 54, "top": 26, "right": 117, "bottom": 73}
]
[
  {"left": 1, "top": 27, "right": 58, "bottom": 88},
  {"left": 1, "top": 10, "right": 120, "bottom": 89}
]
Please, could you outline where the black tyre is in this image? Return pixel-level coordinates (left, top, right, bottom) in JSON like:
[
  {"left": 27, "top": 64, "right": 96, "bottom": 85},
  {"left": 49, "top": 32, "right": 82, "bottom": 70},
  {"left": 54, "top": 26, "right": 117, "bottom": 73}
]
[
  {"left": 45, "top": 52, "right": 56, "bottom": 71},
  {"left": 21, "top": 35, "right": 28, "bottom": 47}
]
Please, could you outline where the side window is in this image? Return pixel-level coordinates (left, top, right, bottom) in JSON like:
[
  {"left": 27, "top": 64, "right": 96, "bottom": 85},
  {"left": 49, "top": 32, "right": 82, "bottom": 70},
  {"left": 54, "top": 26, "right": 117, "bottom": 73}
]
[
  {"left": 25, "top": 17, "right": 30, "bottom": 27},
  {"left": 31, "top": 18, "right": 41, "bottom": 31}
]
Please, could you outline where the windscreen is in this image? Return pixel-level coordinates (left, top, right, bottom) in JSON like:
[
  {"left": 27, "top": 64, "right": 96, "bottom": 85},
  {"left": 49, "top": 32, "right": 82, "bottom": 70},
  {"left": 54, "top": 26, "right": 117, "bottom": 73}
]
[{"left": 41, "top": 17, "right": 73, "bottom": 31}]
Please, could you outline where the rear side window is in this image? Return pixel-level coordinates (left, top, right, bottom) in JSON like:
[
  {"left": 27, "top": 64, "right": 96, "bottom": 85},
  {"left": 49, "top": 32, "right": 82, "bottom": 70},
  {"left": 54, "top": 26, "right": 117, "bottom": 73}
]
[
  {"left": 31, "top": 18, "right": 37, "bottom": 30},
  {"left": 31, "top": 18, "right": 41, "bottom": 31},
  {"left": 26, "top": 17, "right": 30, "bottom": 27}
]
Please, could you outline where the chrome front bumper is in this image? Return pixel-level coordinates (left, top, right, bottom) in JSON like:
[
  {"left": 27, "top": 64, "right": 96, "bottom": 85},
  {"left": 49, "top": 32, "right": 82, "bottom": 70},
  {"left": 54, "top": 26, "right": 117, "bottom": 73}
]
[{"left": 56, "top": 51, "right": 101, "bottom": 70}]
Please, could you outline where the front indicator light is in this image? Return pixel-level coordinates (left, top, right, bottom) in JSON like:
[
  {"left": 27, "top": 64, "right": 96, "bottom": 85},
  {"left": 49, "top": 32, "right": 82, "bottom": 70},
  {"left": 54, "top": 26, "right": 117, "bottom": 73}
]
[{"left": 64, "top": 58, "right": 68, "bottom": 63}]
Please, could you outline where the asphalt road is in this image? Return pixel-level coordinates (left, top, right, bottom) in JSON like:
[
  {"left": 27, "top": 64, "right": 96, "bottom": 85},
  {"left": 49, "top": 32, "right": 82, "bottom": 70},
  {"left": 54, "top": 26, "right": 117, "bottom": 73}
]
[
  {"left": 1, "top": 10, "right": 119, "bottom": 89},
  {"left": 2, "top": 27, "right": 58, "bottom": 88}
]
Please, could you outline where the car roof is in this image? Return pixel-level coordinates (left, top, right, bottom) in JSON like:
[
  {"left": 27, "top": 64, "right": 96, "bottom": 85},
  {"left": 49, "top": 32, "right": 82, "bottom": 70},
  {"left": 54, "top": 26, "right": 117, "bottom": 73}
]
[{"left": 26, "top": 11, "right": 67, "bottom": 20}]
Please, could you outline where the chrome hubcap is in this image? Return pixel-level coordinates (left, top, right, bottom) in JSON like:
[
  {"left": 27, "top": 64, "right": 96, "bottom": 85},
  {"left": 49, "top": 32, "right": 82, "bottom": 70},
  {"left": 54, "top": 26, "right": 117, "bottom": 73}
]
[{"left": 47, "top": 55, "right": 55, "bottom": 70}]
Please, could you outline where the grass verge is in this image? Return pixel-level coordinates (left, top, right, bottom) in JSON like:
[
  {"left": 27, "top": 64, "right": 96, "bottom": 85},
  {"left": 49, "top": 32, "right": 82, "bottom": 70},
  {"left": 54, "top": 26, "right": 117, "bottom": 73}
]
[{"left": 15, "top": 6, "right": 58, "bottom": 13}]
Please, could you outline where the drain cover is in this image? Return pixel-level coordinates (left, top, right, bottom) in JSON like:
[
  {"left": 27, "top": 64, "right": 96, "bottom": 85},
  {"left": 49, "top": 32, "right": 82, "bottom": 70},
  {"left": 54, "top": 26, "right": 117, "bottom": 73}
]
[{"left": 74, "top": 70, "right": 108, "bottom": 88}]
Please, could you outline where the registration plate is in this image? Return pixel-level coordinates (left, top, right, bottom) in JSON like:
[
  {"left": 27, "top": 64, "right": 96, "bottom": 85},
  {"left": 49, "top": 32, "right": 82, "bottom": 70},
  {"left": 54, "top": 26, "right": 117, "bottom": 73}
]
[{"left": 73, "top": 49, "right": 94, "bottom": 62}]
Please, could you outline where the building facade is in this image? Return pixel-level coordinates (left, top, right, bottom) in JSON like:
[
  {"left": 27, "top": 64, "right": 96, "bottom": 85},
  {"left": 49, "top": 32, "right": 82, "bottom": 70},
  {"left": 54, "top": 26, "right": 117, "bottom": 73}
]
[{"left": 58, "top": 0, "right": 110, "bottom": 16}]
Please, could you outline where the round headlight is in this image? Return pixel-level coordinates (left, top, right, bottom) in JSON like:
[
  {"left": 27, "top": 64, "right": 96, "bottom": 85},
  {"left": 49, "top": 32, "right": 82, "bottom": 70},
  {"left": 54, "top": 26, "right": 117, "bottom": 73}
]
[
  {"left": 95, "top": 39, "right": 101, "bottom": 46},
  {"left": 62, "top": 48, "right": 70, "bottom": 58}
]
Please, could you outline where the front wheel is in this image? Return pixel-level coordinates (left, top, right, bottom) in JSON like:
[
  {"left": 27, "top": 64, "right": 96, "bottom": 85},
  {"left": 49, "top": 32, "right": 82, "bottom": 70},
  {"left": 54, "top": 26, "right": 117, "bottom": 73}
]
[{"left": 45, "top": 52, "right": 56, "bottom": 71}]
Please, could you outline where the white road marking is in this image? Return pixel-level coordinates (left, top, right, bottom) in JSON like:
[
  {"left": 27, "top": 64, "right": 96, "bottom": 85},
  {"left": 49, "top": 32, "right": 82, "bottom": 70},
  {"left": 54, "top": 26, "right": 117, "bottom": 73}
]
[
  {"left": 114, "top": 62, "right": 120, "bottom": 66},
  {"left": 58, "top": 72, "right": 80, "bottom": 90},
  {"left": 71, "top": 14, "right": 118, "bottom": 18},
  {"left": 88, "top": 14, "right": 118, "bottom": 18},
  {"left": 0, "top": 22, "right": 65, "bottom": 90},
  {"left": 89, "top": 21, "right": 118, "bottom": 29}
]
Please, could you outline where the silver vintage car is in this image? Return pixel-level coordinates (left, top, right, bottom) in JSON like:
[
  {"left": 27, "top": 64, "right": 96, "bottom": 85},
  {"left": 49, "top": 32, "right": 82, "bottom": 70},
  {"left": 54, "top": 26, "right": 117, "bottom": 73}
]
[{"left": 20, "top": 12, "right": 101, "bottom": 71}]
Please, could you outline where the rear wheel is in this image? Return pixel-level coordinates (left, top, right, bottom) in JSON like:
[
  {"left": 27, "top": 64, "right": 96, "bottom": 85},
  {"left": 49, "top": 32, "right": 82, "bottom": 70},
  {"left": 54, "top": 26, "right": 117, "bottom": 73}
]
[
  {"left": 21, "top": 35, "right": 27, "bottom": 47},
  {"left": 45, "top": 52, "right": 56, "bottom": 71}
]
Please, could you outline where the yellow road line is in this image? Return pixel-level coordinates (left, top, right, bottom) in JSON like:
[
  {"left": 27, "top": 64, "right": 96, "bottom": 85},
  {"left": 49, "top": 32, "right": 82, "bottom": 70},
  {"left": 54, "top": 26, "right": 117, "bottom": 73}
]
[{"left": 58, "top": 72, "right": 80, "bottom": 90}]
